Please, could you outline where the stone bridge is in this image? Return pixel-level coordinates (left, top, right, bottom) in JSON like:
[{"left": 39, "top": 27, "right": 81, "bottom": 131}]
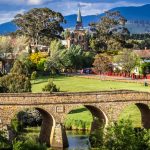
[{"left": 0, "top": 90, "right": 150, "bottom": 148}]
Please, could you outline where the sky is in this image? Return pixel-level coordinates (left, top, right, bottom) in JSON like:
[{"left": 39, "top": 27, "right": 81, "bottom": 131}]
[{"left": 0, "top": 0, "right": 150, "bottom": 24}]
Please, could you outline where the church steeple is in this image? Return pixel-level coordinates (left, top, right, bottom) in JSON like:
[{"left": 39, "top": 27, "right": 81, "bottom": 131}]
[{"left": 76, "top": 8, "right": 83, "bottom": 30}]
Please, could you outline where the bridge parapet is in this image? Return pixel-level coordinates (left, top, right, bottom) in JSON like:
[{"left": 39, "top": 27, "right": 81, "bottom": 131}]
[{"left": 0, "top": 90, "right": 150, "bottom": 105}]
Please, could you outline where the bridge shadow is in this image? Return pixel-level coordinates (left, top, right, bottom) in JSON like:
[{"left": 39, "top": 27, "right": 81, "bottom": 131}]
[{"left": 69, "top": 108, "right": 87, "bottom": 114}]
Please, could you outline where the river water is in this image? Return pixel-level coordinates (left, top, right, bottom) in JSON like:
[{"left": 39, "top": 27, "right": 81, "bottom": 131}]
[{"left": 65, "top": 130, "right": 91, "bottom": 150}]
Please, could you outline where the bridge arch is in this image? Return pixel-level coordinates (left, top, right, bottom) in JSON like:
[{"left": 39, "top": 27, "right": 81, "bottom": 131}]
[
  {"left": 64, "top": 104, "right": 108, "bottom": 132},
  {"left": 10, "top": 107, "right": 56, "bottom": 146},
  {"left": 119, "top": 103, "right": 150, "bottom": 129},
  {"left": 135, "top": 103, "right": 150, "bottom": 129}
]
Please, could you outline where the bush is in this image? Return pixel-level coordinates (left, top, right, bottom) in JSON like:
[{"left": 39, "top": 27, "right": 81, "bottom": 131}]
[
  {"left": 11, "top": 60, "right": 29, "bottom": 76},
  {"left": 13, "top": 138, "right": 47, "bottom": 150},
  {"left": 90, "top": 119, "right": 150, "bottom": 150},
  {"left": 42, "top": 79, "right": 59, "bottom": 93},
  {"left": 11, "top": 117, "right": 24, "bottom": 133},
  {"left": 0, "top": 130, "right": 11, "bottom": 149},
  {"left": 0, "top": 73, "right": 31, "bottom": 93},
  {"left": 31, "top": 71, "right": 38, "bottom": 81}
]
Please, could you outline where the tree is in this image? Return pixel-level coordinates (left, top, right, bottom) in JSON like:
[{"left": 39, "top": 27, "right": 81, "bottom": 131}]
[
  {"left": 0, "top": 73, "right": 31, "bottom": 93},
  {"left": 93, "top": 53, "right": 112, "bottom": 74},
  {"left": 90, "top": 11, "right": 130, "bottom": 53},
  {"left": 114, "top": 49, "right": 140, "bottom": 74},
  {"left": 0, "top": 36, "right": 13, "bottom": 54},
  {"left": 11, "top": 60, "right": 29, "bottom": 76},
  {"left": 44, "top": 40, "right": 65, "bottom": 74},
  {"left": 61, "top": 45, "right": 83, "bottom": 72},
  {"left": 13, "top": 8, "right": 65, "bottom": 49}
]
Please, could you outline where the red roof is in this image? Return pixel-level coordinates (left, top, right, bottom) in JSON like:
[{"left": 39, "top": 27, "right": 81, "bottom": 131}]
[{"left": 134, "top": 50, "right": 150, "bottom": 59}]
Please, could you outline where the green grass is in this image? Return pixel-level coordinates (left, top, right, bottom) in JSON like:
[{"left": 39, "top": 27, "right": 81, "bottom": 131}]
[
  {"left": 32, "top": 75, "right": 150, "bottom": 93},
  {"left": 119, "top": 104, "right": 141, "bottom": 127},
  {"left": 31, "top": 75, "right": 150, "bottom": 129},
  {"left": 64, "top": 107, "right": 93, "bottom": 130}
]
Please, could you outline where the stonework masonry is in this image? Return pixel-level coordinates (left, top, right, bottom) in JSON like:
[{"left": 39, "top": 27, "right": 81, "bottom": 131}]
[{"left": 0, "top": 90, "right": 150, "bottom": 148}]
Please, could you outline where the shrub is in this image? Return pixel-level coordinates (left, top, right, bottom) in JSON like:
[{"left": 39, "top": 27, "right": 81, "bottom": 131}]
[
  {"left": 0, "top": 73, "right": 31, "bottom": 93},
  {"left": 31, "top": 71, "right": 38, "bottom": 82},
  {"left": 11, "top": 60, "right": 29, "bottom": 76},
  {"left": 90, "top": 119, "right": 150, "bottom": 150},
  {"left": 0, "top": 130, "right": 11, "bottom": 149},
  {"left": 13, "top": 138, "right": 47, "bottom": 150},
  {"left": 42, "top": 79, "right": 59, "bottom": 93}
]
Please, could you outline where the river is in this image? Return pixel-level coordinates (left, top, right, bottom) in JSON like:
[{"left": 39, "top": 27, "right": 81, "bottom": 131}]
[{"left": 65, "top": 130, "right": 91, "bottom": 150}]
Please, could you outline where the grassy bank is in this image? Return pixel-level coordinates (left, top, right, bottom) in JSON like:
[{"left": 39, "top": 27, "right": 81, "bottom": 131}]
[{"left": 31, "top": 75, "right": 150, "bottom": 93}]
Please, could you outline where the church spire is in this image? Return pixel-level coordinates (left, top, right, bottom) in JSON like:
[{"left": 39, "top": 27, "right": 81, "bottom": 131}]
[
  {"left": 77, "top": 8, "right": 82, "bottom": 23},
  {"left": 76, "top": 8, "right": 83, "bottom": 30}
]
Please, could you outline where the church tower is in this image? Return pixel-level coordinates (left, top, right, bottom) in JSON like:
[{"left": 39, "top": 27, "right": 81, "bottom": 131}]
[{"left": 76, "top": 8, "right": 83, "bottom": 30}]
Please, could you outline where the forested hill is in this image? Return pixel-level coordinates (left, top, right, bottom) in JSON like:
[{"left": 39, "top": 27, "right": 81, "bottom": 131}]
[{"left": 0, "top": 4, "right": 150, "bottom": 34}]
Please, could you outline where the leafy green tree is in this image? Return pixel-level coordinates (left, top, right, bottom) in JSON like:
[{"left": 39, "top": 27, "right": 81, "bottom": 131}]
[
  {"left": 44, "top": 40, "right": 65, "bottom": 74},
  {"left": 93, "top": 53, "right": 112, "bottom": 74},
  {"left": 0, "top": 36, "right": 13, "bottom": 54},
  {"left": 0, "top": 74, "right": 31, "bottom": 93},
  {"left": 13, "top": 8, "right": 65, "bottom": 48},
  {"left": 11, "top": 60, "right": 29, "bottom": 76},
  {"left": 90, "top": 11, "right": 130, "bottom": 53},
  {"left": 114, "top": 49, "right": 140, "bottom": 74},
  {"left": 61, "top": 45, "right": 83, "bottom": 72}
]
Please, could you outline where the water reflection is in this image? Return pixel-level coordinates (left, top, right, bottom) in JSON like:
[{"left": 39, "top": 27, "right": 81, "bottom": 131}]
[
  {"left": 50, "top": 130, "right": 91, "bottom": 150},
  {"left": 65, "top": 130, "right": 91, "bottom": 150}
]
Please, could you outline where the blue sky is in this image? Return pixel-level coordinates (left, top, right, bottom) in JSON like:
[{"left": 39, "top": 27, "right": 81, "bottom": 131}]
[{"left": 0, "top": 0, "right": 150, "bottom": 24}]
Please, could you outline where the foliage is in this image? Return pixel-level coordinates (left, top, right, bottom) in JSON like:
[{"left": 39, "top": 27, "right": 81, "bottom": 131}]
[
  {"left": 114, "top": 49, "right": 140, "bottom": 73},
  {"left": 93, "top": 53, "right": 112, "bottom": 74},
  {"left": 11, "top": 60, "right": 29, "bottom": 76},
  {"left": 37, "top": 58, "right": 46, "bottom": 71},
  {"left": 11, "top": 117, "right": 24, "bottom": 133},
  {"left": 30, "top": 52, "right": 47, "bottom": 65},
  {"left": 90, "top": 119, "right": 150, "bottom": 150},
  {"left": 44, "top": 40, "right": 65, "bottom": 74},
  {"left": 90, "top": 11, "right": 129, "bottom": 53},
  {"left": 62, "top": 29, "right": 71, "bottom": 39},
  {"left": 0, "top": 130, "right": 11, "bottom": 149},
  {"left": 61, "top": 45, "right": 83, "bottom": 71},
  {"left": 89, "top": 127, "right": 104, "bottom": 148},
  {"left": 141, "top": 62, "right": 150, "bottom": 75},
  {"left": 0, "top": 73, "right": 31, "bottom": 93},
  {"left": 31, "top": 71, "right": 37, "bottom": 81},
  {"left": 13, "top": 8, "right": 65, "bottom": 47},
  {"left": 13, "top": 138, "right": 47, "bottom": 150},
  {"left": 0, "top": 36, "right": 13, "bottom": 54},
  {"left": 42, "top": 79, "right": 59, "bottom": 93}
]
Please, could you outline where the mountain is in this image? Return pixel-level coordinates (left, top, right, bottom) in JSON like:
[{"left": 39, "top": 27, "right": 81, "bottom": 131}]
[
  {"left": 0, "top": 4, "right": 150, "bottom": 34},
  {"left": 0, "top": 22, "right": 18, "bottom": 35}
]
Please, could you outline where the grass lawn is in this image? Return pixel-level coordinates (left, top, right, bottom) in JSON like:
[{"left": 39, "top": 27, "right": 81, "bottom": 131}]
[
  {"left": 32, "top": 75, "right": 150, "bottom": 93},
  {"left": 31, "top": 75, "right": 149, "bottom": 129}
]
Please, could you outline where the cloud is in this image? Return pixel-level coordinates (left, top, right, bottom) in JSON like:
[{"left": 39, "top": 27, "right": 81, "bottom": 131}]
[
  {"left": 27, "top": 0, "right": 42, "bottom": 5},
  {"left": 0, "top": 10, "right": 25, "bottom": 24},
  {"left": 0, "top": 0, "right": 149, "bottom": 23}
]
